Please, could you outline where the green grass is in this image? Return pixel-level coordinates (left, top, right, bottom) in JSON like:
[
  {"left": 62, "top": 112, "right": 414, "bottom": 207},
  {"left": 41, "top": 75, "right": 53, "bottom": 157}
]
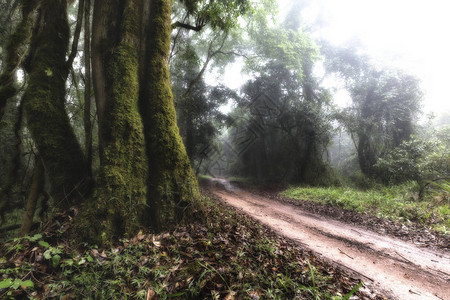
[
  {"left": 282, "top": 183, "right": 450, "bottom": 234},
  {"left": 197, "top": 174, "right": 213, "bottom": 180}
]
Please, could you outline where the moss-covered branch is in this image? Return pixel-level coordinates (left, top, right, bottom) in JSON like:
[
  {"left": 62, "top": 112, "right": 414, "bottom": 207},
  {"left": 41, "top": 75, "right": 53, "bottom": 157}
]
[{"left": 22, "top": 0, "right": 89, "bottom": 207}]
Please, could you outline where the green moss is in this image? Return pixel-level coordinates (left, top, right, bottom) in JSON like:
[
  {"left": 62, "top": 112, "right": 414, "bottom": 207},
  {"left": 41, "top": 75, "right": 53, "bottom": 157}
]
[
  {"left": 83, "top": 0, "right": 147, "bottom": 244},
  {"left": 22, "top": 0, "right": 88, "bottom": 207},
  {"left": 139, "top": 0, "right": 200, "bottom": 231},
  {"left": 0, "top": 1, "right": 37, "bottom": 118}
]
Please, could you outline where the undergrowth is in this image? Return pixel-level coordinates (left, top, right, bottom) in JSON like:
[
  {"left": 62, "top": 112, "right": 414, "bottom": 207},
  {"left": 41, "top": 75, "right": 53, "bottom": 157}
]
[
  {"left": 0, "top": 195, "right": 373, "bottom": 299},
  {"left": 282, "top": 183, "right": 450, "bottom": 234}
]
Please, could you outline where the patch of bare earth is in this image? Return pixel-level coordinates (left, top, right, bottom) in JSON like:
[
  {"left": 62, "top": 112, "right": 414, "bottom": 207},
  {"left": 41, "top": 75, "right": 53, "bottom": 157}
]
[{"left": 205, "top": 178, "right": 450, "bottom": 300}]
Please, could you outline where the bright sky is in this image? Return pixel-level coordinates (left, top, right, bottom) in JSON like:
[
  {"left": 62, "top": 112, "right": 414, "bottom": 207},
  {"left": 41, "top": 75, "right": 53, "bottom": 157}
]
[
  {"left": 218, "top": 0, "right": 450, "bottom": 115},
  {"left": 285, "top": 0, "right": 450, "bottom": 114}
]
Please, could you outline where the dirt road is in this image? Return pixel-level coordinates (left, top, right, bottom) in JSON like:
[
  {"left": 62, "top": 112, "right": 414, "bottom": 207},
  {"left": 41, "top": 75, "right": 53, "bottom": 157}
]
[{"left": 207, "top": 178, "right": 450, "bottom": 300}]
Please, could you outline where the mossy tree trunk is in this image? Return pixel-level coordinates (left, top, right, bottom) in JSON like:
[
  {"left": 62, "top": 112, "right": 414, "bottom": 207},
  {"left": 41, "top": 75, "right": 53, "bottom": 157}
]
[
  {"left": 85, "top": 0, "right": 147, "bottom": 243},
  {"left": 139, "top": 0, "right": 200, "bottom": 231},
  {"left": 0, "top": 0, "right": 36, "bottom": 121},
  {"left": 22, "top": 0, "right": 89, "bottom": 208}
]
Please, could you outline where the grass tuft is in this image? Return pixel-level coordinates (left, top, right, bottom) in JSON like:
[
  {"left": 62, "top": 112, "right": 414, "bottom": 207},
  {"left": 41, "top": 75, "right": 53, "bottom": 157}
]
[{"left": 282, "top": 183, "right": 450, "bottom": 234}]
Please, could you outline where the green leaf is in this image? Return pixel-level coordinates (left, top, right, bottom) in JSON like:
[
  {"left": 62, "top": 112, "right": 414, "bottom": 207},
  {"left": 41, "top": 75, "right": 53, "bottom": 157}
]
[
  {"left": 44, "top": 250, "right": 52, "bottom": 260},
  {"left": 29, "top": 234, "right": 42, "bottom": 241},
  {"left": 0, "top": 278, "right": 13, "bottom": 289},
  {"left": 11, "top": 279, "right": 20, "bottom": 289},
  {"left": 63, "top": 259, "right": 73, "bottom": 267},
  {"left": 52, "top": 254, "right": 61, "bottom": 267},
  {"left": 20, "top": 280, "right": 34, "bottom": 288},
  {"left": 168, "top": 292, "right": 186, "bottom": 297},
  {"left": 86, "top": 255, "right": 94, "bottom": 262},
  {"left": 38, "top": 241, "right": 50, "bottom": 248},
  {"left": 342, "top": 282, "right": 362, "bottom": 300},
  {"left": 44, "top": 68, "right": 53, "bottom": 76}
]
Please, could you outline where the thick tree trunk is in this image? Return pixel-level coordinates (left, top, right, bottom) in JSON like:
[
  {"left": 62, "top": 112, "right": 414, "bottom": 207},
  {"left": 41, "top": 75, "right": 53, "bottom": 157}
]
[
  {"left": 357, "top": 94, "right": 378, "bottom": 177},
  {"left": 139, "top": 0, "right": 200, "bottom": 231},
  {"left": 84, "top": 0, "right": 93, "bottom": 175},
  {"left": 82, "top": 0, "right": 147, "bottom": 243},
  {"left": 22, "top": 0, "right": 88, "bottom": 208},
  {"left": 91, "top": 0, "right": 120, "bottom": 161},
  {"left": 357, "top": 133, "right": 377, "bottom": 177}
]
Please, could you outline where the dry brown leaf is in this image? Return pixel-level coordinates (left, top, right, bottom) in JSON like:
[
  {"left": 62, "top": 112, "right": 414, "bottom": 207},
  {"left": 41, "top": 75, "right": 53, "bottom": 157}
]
[{"left": 146, "top": 288, "right": 156, "bottom": 300}]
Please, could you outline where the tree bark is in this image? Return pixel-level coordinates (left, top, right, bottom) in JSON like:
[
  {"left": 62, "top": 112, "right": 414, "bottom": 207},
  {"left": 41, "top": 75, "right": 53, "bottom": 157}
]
[
  {"left": 84, "top": 0, "right": 93, "bottom": 175},
  {"left": 139, "top": 0, "right": 200, "bottom": 231},
  {"left": 0, "top": 0, "right": 36, "bottom": 121},
  {"left": 91, "top": 0, "right": 120, "bottom": 161},
  {"left": 19, "top": 153, "right": 44, "bottom": 236},
  {"left": 82, "top": 0, "right": 147, "bottom": 243},
  {"left": 22, "top": 0, "right": 88, "bottom": 208}
]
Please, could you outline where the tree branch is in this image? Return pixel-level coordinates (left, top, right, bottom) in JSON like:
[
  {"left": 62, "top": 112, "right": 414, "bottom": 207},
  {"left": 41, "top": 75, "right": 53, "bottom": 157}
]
[
  {"left": 66, "top": 0, "right": 84, "bottom": 75},
  {"left": 171, "top": 21, "right": 204, "bottom": 32},
  {"left": 183, "top": 33, "right": 227, "bottom": 97},
  {"left": 215, "top": 50, "right": 248, "bottom": 58},
  {"left": 169, "top": 14, "right": 188, "bottom": 63}
]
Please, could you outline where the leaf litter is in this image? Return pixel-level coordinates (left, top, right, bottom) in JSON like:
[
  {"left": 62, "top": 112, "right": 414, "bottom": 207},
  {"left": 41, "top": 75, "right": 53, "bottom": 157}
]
[{"left": 0, "top": 191, "right": 385, "bottom": 299}]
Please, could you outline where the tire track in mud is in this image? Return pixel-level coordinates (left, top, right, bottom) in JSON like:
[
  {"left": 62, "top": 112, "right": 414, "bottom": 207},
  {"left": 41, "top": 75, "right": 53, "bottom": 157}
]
[{"left": 208, "top": 179, "right": 450, "bottom": 300}]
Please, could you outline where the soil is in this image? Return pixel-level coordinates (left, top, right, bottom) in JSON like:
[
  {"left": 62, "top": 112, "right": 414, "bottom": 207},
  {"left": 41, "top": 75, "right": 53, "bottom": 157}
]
[{"left": 204, "top": 178, "right": 450, "bottom": 300}]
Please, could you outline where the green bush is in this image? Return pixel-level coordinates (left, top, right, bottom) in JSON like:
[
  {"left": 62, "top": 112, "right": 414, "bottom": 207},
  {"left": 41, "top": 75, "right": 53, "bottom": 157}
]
[{"left": 374, "top": 137, "right": 449, "bottom": 197}]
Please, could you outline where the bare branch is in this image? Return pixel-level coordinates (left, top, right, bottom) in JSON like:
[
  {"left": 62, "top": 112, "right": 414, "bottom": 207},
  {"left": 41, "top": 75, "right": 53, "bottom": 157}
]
[
  {"left": 183, "top": 32, "right": 228, "bottom": 97},
  {"left": 215, "top": 50, "right": 248, "bottom": 58}
]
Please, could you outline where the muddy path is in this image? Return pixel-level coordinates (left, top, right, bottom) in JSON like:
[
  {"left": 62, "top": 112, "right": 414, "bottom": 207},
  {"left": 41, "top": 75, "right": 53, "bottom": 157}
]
[{"left": 206, "top": 178, "right": 450, "bottom": 300}]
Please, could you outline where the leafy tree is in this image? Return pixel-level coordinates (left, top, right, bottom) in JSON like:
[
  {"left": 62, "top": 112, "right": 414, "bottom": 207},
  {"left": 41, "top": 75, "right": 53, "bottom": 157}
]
[
  {"left": 324, "top": 45, "right": 423, "bottom": 177},
  {"left": 223, "top": 10, "right": 333, "bottom": 184},
  {"left": 170, "top": 30, "right": 239, "bottom": 172}
]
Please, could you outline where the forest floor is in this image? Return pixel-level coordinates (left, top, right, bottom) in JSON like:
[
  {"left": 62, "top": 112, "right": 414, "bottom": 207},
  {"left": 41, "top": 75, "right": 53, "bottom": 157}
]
[
  {"left": 0, "top": 187, "right": 384, "bottom": 299},
  {"left": 204, "top": 178, "right": 450, "bottom": 300}
]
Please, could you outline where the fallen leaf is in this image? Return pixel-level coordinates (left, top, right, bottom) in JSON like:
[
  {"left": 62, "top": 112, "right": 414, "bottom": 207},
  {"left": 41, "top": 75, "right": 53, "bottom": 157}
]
[{"left": 146, "top": 288, "right": 156, "bottom": 300}]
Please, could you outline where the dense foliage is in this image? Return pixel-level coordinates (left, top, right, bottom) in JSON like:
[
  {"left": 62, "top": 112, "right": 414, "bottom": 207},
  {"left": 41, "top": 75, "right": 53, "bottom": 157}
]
[{"left": 324, "top": 45, "right": 423, "bottom": 178}]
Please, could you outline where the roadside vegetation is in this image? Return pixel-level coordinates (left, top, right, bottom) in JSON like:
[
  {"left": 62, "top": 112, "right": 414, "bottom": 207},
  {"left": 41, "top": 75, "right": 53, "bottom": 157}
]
[
  {"left": 282, "top": 182, "right": 450, "bottom": 234},
  {"left": 0, "top": 196, "right": 373, "bottom": 299}
]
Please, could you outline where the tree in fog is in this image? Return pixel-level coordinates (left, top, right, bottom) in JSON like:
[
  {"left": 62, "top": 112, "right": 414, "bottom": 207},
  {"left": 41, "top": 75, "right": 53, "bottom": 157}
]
[
  {"left": 324, "top": 45, "right": 422, "bottom": 178},
  {"left": 227, "top": 9, "right": 333, "bottom": 184}
]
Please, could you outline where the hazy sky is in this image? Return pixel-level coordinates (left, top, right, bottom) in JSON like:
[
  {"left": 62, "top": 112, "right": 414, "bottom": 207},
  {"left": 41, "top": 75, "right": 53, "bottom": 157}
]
[{"left": 281, "top": 0, "right": 450, "bottom": 113}]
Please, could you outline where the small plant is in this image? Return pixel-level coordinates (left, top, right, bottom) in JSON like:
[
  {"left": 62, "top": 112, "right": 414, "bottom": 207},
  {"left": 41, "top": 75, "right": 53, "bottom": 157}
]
[{"left": 0, "top": 278, "right": 34, "bottom": 298}]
